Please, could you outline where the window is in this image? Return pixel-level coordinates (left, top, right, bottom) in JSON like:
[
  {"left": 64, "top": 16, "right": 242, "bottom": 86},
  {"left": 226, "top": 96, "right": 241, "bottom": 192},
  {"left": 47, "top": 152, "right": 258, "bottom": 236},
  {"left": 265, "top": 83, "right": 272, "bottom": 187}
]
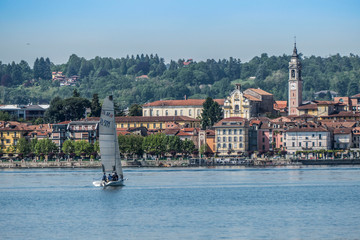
[
  {"left": 262, "top": 138, "right": 265, "bottom": 143},
  {"left": 156, "top": 110, "right": 159, "bottom": 116},
  {"left": 180, "top": 110, "right": 183, "bottom": 116},
  {"left": 6, "top": 139, "right": 10, "bottom": 144},
  {"left": 223, "top": 130, "right": 226, "bottom": 134},
  {"left": 239, "top": 143, "right": 243, "bottom": 148},
  {"left": 239, "top": 136, "right": 242, "bottom": 141},
  {"left": 239, "top": 129, "right": 242, "bottom": 134},
  {"left": 153, "top": 123, "right": 156, "bottom": 128},
  {"left": 144, "top": 110, "right": 147, "bottom": 116},
  {"left": 228, "top": 143, "right": 232, "bottom": 149},
  {"left": 262, "top": 131, "right": 265, "bottom": 136},
  {"left": 292, "top": 142, "right": 295, "bottom": 147},
  {"left": 121, "top": 124, "right": 124, "bottom": 128},
  {"left": 147, "top": 123, "right": 149, "bottom": 128},
  {"left": 228, "top": 129, "right": 232, "bottom": 135},
  {"left": 319, "top": 142, "right": 322, "bottom": 147},
  {"left": 234, "top": 129, "right": 237, "bottom": 135},
  {"left": 165, "top": 110, "right": 168, "bottom": 116},
  {"left": 223, "top": 137, "right": 226, "bottom": 142},
  {"left": 197, "top": 109, "right": 200, "bottom": 116},
  {"left": 228, "top": 137, "right": 232, "bottom": 142},
  {"left": 223, "top": 143, "right": 226, "bottom": 148},
  {"left": 134, "top": 123, "right": 137, "bottom": 127},
  {"left": 319, "top": 134, "right": 322, "bottom": 139},
  {"left": 217, "top": 130, "right": 220, "bottom": 135},
  {"left": 299, "top": 142, "right": 301, "bottom": 147},
  {"left": 175, "top": 110, "right": 177, "bottom": 116},
  {"left": 234, "top": 137, "right": 237, "bottom": 142},
  {"left": 217, "top": 144, "right": 221, "bottom": 148},
  {"left": 160, "top": 123, "right": 163, "bottom": 129},
  {"left": 189, "top": 109, "right": 192, "bottom": 116},
  {"left": 217, "top": 137, "right": 220, "bottom": 142}
]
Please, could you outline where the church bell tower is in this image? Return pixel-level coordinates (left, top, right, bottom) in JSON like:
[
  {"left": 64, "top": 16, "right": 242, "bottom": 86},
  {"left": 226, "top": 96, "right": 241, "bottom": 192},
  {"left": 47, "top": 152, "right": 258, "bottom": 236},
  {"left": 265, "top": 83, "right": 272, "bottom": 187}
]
[{"left": 288, "top": 42, "right": 302, "bottom": 115}]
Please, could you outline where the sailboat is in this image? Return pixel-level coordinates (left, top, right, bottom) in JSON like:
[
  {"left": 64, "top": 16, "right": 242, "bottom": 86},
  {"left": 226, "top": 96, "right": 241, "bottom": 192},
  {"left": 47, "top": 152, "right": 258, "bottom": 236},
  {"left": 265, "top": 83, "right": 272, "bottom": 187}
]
[{"left": 93, "top": 96, "right": 124, "bottom": 187}]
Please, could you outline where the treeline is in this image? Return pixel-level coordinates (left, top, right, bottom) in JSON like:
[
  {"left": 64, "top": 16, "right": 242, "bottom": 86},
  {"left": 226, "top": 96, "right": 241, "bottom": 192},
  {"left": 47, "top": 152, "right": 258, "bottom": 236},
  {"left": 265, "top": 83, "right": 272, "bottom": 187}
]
[
  {"left": 118, "top": 133, "right": 196, "bottom": 158},
  {"left": 1, "top": 53, "right": 360, "bottom": 107}
]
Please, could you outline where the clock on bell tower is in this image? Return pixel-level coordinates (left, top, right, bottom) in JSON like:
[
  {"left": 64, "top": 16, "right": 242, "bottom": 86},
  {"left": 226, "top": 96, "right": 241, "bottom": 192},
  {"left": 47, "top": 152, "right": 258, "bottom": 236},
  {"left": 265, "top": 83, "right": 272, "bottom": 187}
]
[{"left": 288, "top": 42, "right": 302, "bottom": 116}]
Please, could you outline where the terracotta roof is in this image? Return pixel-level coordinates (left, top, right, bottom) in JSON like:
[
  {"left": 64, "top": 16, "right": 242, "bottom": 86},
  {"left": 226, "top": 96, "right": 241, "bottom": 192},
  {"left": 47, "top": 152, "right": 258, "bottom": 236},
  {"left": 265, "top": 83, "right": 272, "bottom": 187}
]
[
  {"left": 213, "top": 117, "right": 247, "bottom": 127},
  {"left": 246, "top": 88, "right": 273, "bottom": 96},
  {"left": 115, "top": 116, "right": 200, "bottom": 122},
  {"left": 297, "top": 104, "right": 318, "bottom": 110},
  {"left": 143, "top": 99, "right": 225, "bottom": 107},
  {"left": 327, "top": 111, "right": 360, "bottom": 117},
  {"left": 351, "top": 93, "right": 360, "bottom": 98},
  {"left": 270, "top": 116, "right": 292, "bottom": 123},
  {"left": 320, "top": 121, "right": 356, "bottom": 128},
  {"left": 286, "top": 126, "right": 329, "bottom": 132},
  {"left": 243, "top": 94, "right": 261, "bottom": 101},
  {"left": 333, "top": 128, "right": 352, "bottom": 134},
  {"left": 274, "top": 101, "right": 287, "bottom": 110},
  {"left": 163, "top": 129, "right": 179, "bottom": 135},
  {"left": 176, "top": 131, "right": 192, "bottom": 136},
  {"left": 206, "top": 129, "right": 215, "bottom": 136}
]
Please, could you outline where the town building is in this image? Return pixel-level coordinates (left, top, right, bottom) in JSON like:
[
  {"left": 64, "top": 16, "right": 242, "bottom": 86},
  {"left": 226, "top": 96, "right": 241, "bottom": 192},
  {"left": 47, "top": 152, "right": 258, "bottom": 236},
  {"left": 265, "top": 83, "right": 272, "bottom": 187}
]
[
  {"left": 0, "top": 104, "right": 49, "bottom": 121},
  {"left": 115, "top": 116, "right": 201, "bottom": 130},
  {"left": 333, "top": 128, "right": 352, "bottom": 150},
  {"left": 0, "top": 122, "right": 29, "bottom": 153},
  {"left": 223, "top": 84, "right": 274, "bottom": 119},
  {"left": 285, "top": 126, "right": 331, "bottom": 154},
  {"left": 142, "top": 99, "right": 224, "bottom": 119},
  {"left": 213, "top": 117, "right": 249, "bottom": 156},
  {"left": 297, "top": 100, "right": 344, "bottom": 117}
]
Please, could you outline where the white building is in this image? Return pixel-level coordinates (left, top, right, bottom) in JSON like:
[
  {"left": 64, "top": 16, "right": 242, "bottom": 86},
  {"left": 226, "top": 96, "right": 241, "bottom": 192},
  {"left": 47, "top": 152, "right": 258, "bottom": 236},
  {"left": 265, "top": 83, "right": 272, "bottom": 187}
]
[{"left": 285, "top": 126, "right": 331, "bottom": 154}]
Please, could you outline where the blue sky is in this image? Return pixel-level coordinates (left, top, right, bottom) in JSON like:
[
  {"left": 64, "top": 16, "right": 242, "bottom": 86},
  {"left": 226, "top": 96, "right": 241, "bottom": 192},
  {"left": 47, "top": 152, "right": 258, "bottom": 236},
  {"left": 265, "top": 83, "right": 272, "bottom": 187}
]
[{"left": 0, "top": 0, "right": 359, "bottom": 65}]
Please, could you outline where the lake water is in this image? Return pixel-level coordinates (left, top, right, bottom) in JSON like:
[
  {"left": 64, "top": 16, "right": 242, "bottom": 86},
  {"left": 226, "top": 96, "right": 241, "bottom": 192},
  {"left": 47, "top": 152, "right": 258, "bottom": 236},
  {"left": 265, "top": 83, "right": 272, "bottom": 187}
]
[{"left": 1, "top": 166, "right": 360, "bottom": 239}]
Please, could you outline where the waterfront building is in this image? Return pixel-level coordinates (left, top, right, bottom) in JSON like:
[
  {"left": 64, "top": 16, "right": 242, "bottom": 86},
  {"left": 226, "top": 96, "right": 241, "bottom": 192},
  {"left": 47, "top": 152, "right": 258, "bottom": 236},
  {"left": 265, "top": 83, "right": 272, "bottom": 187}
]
[
  {"left": 213, "top": 117, "right": 249, "bottom": 156},
  {"left": 274, "top": 101, "right": 288, "bottom": 116},
  {"left": 67, "top": 120, "right": 99, "bottom": 144},
  {"left": 115, "top": 116, "right": 201, "bottom": 130},
  {"left": 51, "top": 121, "right": 70, "bottom": 149},
  {"left": 319, "top": 111, "right": 360, "bottom": 121},
  {"left": 0, "top": 122, "right": 29, "bottom": 153},
  {"left": 333, "top": 128, "right": 352, "bottom": 150},
  {"left": 142, "top": 99, "right": 224, "bottom": 119},
  {"left": 285, "top": 126, "right": 331, "bottom": 154}
]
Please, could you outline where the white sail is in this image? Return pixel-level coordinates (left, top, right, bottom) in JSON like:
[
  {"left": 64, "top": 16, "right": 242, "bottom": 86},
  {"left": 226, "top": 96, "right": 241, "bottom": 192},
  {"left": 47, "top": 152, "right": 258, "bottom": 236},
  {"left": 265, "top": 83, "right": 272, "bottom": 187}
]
[{"left": 99, "top": 96, "right": 123, "bottom": 179}]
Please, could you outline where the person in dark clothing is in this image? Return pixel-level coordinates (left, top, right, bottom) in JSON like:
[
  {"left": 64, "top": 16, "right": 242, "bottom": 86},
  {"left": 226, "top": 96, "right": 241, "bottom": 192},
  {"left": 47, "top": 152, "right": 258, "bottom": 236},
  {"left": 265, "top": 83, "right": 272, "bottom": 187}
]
[
  {"left": 108, "top": 174, "right": 112, "bottom": 181},
  {"left": 113, "top": 172, "right": 118, "bottom": 181},
  {"left": 102, "top": 173, "right": 107, "bottom": 182}
]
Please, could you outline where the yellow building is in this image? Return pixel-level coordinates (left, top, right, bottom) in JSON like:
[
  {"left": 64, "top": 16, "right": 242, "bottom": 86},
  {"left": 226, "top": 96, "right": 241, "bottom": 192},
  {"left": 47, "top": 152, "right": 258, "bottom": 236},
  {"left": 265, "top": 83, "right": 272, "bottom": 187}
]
[
  {"left": 0, "top": 122, "right": 29, "bottom": 153},
  {"left": 115, "top": 116, "right": 201, "bottom": 130},
  {"left": 213, "top": 117, "right": 249, "bottom": 156},
  {"left": 142, "top": 99, "right": 224, "bottom": 119},
  {"left": 297, "top": 100, "right": 344, "bottom": 117}
]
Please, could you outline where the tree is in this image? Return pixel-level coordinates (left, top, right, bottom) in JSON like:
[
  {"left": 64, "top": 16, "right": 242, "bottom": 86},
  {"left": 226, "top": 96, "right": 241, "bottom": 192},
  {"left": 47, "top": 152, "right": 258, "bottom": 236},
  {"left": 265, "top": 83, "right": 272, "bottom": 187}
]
[
  {"left": 90, "top": 93, "right": 101, "bottom": 117},
  {"left": 142, "top": 133, "right": 166, "bottom": 157},
  {"left": 74, "top": 140, "right": 93, "bottom": 156},
  {"left": 73, "top": 89, "right": 80, "bottom": 97},
  {"left": 201, "top": 97, "right": 223, "bottom": 130},
  {"left": 62, "top": 140, "right": 75, "bottom": 155},
  {"left": 128, "top": 104, "right": 142, "bottom": 116},
  {"left": 17, "top": 138, "right": 31, "bottom": 155},
  {"left": 34, "top": 138, "right": 58, "bottom": 156}
]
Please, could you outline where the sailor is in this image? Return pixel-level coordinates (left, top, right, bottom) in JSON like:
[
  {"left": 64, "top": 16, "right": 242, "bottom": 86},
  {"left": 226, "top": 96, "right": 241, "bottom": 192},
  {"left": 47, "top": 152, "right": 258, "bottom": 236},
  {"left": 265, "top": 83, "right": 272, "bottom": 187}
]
[
  {"left": 113, "top": 172, "right": 118, "bottom": 181},
  {"left": 108, "top": 173, "right": 112, "bottom": 181},
  {"left": 102, "top": 173, "right": 107, "bottom": 182}
]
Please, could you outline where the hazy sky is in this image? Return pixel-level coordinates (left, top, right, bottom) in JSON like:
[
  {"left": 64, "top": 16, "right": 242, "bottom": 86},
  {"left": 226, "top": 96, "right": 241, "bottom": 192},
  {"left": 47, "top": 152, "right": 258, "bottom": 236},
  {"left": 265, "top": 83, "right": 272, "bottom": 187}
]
[{"left": 1, "top": 0, "right": 359, "bottom": 65}]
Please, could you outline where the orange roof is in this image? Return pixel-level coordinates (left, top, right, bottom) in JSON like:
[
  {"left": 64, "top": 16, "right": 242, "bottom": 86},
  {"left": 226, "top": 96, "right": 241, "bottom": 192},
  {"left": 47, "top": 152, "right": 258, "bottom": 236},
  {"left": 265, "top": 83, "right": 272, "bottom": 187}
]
[
  {"left": 143, "top": 99, "right": 225, "bottom": 107},
  {"left": 177, "top": 131, "right": 192, "bottom": 136},
  {"left": 247, "top": 88, "right": 273, "bottom": 96},
  {"left": 274, "top": 101, "right": 287, "bottom": 108},
  {"left": 214, "top": 117, "right": 247, "bottom": 127}
]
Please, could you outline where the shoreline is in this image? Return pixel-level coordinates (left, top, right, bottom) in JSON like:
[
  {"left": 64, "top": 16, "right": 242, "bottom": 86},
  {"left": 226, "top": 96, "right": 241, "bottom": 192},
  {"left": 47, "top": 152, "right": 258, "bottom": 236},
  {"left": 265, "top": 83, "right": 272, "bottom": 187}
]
[{"left": 1, "top": 158, "right": 360, "bottom": 169}]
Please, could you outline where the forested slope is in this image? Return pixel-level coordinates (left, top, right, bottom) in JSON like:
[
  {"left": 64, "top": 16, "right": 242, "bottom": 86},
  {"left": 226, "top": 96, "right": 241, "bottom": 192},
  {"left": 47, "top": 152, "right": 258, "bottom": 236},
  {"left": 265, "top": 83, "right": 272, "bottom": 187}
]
[{"left": 0, "top": 53, "right": 359, "bottom": 108}]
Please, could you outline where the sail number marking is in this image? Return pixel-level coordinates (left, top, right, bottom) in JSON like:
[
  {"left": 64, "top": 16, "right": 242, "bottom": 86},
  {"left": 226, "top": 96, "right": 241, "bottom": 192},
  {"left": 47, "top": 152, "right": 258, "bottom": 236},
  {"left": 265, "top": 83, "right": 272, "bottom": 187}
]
[{"left": 100, "top": 118, "right": 111, "bottom": 128}]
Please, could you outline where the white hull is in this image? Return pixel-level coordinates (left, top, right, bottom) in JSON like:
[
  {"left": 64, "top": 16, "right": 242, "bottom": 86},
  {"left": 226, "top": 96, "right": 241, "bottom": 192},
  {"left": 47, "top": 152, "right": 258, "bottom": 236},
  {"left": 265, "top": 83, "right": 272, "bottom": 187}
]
[{"left": 93, "top": 180, "right": 125, "bottom": 187}]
